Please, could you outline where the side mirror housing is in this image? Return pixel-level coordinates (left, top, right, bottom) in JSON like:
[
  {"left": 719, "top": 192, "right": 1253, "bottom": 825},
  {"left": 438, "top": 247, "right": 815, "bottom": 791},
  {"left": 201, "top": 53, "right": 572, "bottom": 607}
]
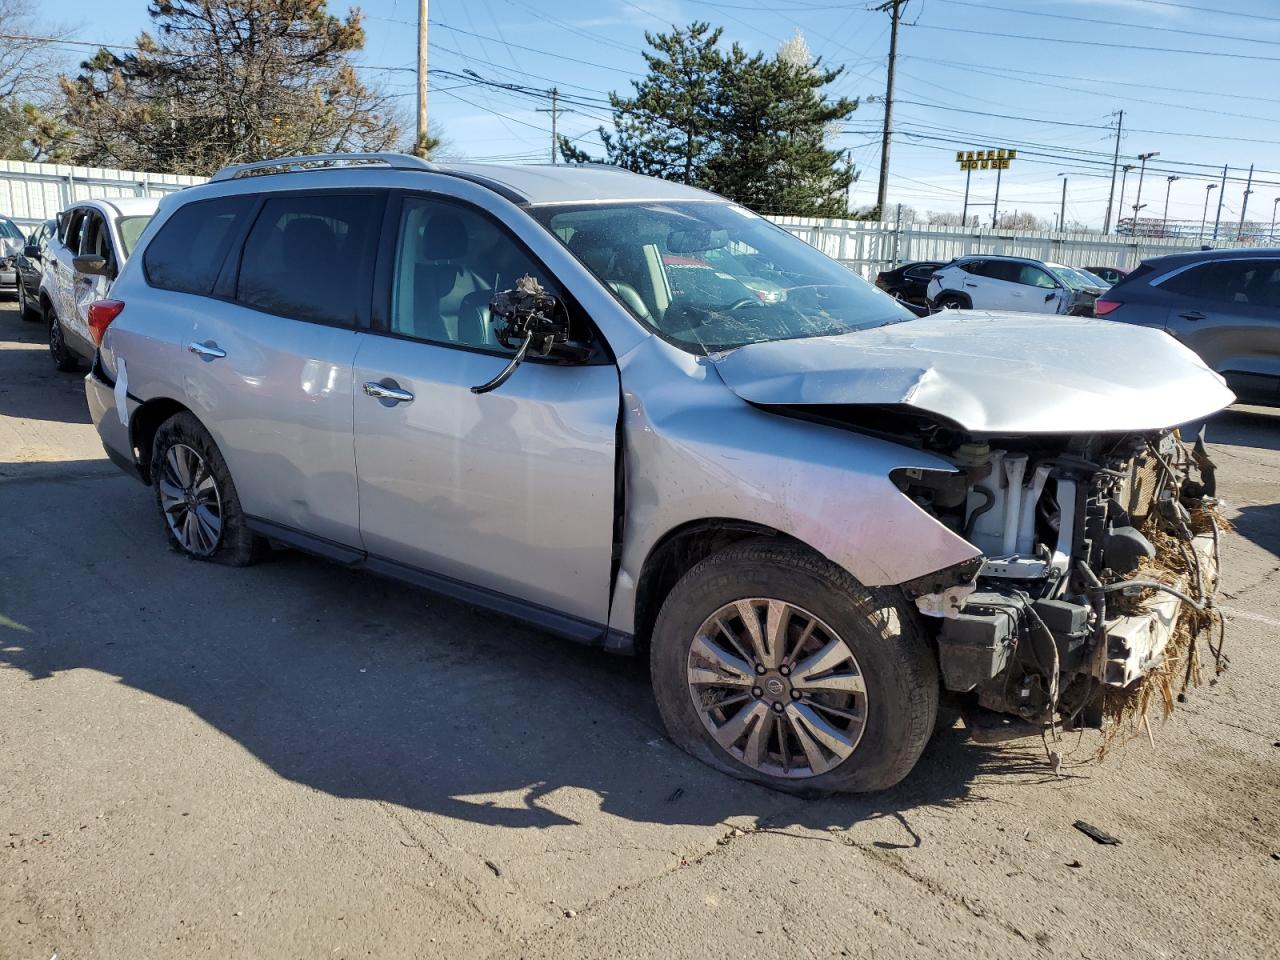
[
  {"left": 23, "top": 243, "right": 39, "bottom": 259},
  {"left": 73, "top": 254, "right": 113, "bottom": 278},
  {"left": 471, "top": 276, "right": 577, "bottom": 395},
  {"left": 1044, "top": 291, "right": 1057, "bottom": 302}
]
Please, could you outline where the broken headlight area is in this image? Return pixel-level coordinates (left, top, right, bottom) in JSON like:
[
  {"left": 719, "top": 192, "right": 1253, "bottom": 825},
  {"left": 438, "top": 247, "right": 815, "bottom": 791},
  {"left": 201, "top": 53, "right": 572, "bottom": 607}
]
[{"left": 892, "top": 428, "right": 1226, "bottom": 747}]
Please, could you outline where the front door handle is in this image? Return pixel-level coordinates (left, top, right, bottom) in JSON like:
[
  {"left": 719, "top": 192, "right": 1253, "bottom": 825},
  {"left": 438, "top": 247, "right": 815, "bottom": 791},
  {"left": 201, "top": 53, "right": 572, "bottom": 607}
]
[
  {"left": 363, "top": 379, "right": 415, "bottom": 405},
  {"left": 187, "top": 340, "right": 226, "bottom": 360},
  {"left": 963, "top": 282, "right": 977, "bottom": 288},
  {"left": 1180, "top": 311, "right": 1205, "bottom": 321}
]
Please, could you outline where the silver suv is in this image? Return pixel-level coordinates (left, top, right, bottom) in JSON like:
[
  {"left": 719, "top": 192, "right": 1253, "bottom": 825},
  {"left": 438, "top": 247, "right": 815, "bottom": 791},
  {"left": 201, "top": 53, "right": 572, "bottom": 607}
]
[{"left": 86, "top": 153, "right": 1232, "bottom": 793}]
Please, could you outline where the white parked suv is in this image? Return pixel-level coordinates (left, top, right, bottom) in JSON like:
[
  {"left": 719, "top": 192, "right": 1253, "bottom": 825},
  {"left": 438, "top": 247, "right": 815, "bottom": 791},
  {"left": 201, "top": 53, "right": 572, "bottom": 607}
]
[
  {"left": 928, "top": 255, "right": 1105, "bottom": 316},
  {"left": 41, "top": 196, "right": 157, "bottom": 371}
]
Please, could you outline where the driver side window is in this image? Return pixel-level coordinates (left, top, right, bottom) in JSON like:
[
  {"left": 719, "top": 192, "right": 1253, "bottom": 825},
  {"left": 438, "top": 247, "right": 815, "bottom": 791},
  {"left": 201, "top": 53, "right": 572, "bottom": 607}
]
[
  {"left": 1018, "top": 265, "right": 1056, "bottom": 289},
  {"left": 390, "top": 197, "right": 562, "bottom": 353}
]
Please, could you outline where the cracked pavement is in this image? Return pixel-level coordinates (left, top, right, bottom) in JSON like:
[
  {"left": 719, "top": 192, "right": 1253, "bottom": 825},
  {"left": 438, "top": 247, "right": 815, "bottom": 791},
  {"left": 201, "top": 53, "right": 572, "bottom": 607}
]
[{"left": 1, "top": 299, "right": 1277, "bottom": 959}]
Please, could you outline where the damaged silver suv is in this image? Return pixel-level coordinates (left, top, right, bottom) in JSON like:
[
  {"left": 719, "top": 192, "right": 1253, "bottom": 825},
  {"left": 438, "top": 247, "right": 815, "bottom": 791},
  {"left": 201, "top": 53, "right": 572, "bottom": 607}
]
[{"left": 85, "top": 153, "right": 1233, "bottom": 793}]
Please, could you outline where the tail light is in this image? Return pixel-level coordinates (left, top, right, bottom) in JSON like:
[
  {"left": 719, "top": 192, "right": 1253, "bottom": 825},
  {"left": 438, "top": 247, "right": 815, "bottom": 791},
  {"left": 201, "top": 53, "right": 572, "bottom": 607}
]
[
  {"left": 1094, "top": 298, "right": 1121, "bottom": 317},
  {"left": 87, "top": 299, "right": 125, "bottom": 345}
]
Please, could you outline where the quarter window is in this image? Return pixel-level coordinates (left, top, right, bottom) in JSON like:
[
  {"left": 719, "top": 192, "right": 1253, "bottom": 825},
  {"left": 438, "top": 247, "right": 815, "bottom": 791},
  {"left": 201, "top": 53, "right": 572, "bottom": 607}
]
[
  {"left": 236, "top": 194, "right": 380, "bottom": 326},
  {"left": 389, "top": 196, "right": 563, "bottom": 352},
  {"left": 144, "top": 195, "right": 253, "bottom": 296}
]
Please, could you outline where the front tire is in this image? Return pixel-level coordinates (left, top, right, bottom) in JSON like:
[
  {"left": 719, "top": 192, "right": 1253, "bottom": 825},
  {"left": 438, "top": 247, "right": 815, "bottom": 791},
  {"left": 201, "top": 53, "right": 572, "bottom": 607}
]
[
  {"left": 649, "top": 540, "right": 938, "bottom": 795},
  {"left": 18, "top": 282, "right": 39, "bottom": 321},
  {"left": 151, "top": 412, "right": 265, "bottom": 566}
]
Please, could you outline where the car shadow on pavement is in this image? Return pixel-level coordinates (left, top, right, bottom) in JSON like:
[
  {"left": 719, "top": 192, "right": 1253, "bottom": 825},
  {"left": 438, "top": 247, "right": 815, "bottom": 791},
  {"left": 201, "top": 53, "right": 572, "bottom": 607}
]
[
  {"left": 1208, "top": 404, "right": 1280, "bottom": 452},
  {"left": 0, "top": 478, "right": 1047, "bottom": 838}
]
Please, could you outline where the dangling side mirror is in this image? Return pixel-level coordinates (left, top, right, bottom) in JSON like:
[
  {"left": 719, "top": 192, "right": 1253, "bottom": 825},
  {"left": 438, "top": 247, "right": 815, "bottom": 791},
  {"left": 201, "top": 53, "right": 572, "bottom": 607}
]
[{"left": 471, "top": 276, "right": 573, "bottom": 395}]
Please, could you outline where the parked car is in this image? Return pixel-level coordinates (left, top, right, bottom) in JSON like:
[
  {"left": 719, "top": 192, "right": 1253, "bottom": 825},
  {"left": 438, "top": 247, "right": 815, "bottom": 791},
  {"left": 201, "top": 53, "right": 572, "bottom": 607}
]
[
  {"left": 874, "top": 261, "right": 943, "bottom": 305},
  {"left": 42, "top": 197, "right": 157, "bottom": 371},
  {"left": 15, "top": 218, "right": 55, "bottom": 320},
  {"left": 1070, "top": 267, "right": 1114, "bottom": 289},
  {"left": 1097, "top": 248, "right": 1280, "bottom": 406},
  {"left": 86, "top": 154, "right": 1230, "bottom": 793},
  {"left": 928, "top": 255, "right": 1103, "bottom": 315},
  {"left": 0, "top": 215, "right": 24, "bottom": 294},
  {"left": 1086, "top": 265, "right": 1127, "bottom": 286}
]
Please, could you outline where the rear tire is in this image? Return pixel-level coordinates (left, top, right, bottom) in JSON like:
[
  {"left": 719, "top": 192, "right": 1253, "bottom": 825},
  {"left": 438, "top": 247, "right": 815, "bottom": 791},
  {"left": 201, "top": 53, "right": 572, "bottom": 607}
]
[
  {"left": 649, "top": 540, "right": 938, "bottom": 795},
  {"left": 934, "top": 293, "right": 970, "bottom": 310},
  {"left": 151, "top": 412, "right": 266, "bottom": 567},
  {"left": 48, "top": 309, "right": 79, "bottom": 371}
]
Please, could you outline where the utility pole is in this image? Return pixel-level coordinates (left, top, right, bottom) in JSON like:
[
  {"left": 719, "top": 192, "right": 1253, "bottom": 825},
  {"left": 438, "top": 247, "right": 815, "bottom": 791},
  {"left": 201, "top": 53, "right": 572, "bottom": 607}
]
[
  {"left": 1238, "top": 163, "right": 1254, "bottom": 239},
  {"left": 961, "top": 164, "right": 971, "bottom": 226},
  {"left": 1058, "top": 173, "right": 1067, "bottom": 232},
  {"left": 992, "top": 163, "right": 1003, "bottom": 228},
  {"left": 875, "top": 0, "right": 906, "bottom": 215},
  {"left": 1116, "top": 164, "right": 1134, "bottom": 234},
  {"left": 1200, "top": 182, "right": 1217, "bottom": 243},
  {"left": 1103, "top": 109, "right": 1124, "bottom": 234},
  {"left": 1162, "top": 175, "right": 1179, "bottom": 237},
  {"left": 1132, "top": 151, "right": 1158, "bottom": 234},
  {"left": 550, "top": 88, "right": 559, "bottom": 163},
  {"left": 1271, "top": 197, "right": 1279, "bottom": 244},
  {"left": 1213, "top": 163, "right": 1227, "bottom": 240},
  {"left": 415, "top": 0, "right": 429, "bottom": 156}
]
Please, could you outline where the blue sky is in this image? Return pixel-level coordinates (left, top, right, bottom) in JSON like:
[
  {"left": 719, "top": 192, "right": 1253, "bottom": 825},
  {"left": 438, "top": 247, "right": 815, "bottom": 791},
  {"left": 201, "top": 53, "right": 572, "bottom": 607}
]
[{"left": 67, "top": 0, "right": 1280, "bottom": 229}]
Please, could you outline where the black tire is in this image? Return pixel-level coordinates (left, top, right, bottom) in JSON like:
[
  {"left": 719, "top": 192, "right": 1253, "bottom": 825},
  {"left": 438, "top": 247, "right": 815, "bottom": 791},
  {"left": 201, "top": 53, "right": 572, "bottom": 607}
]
[
  {"left": 650, "top": 539, "right": 938, "bottom": 795},
  {"left": 934, "top": 293, "right": 970, "bottom": 310},
  {"left": 48, "top": 308, "right": 80, "bottom": 371},
  {"left": 150, "top": 411, "right": 266, "bottom": 566},
  {"left": 17, "top": 281, "right": 39, "bottom": 321}
]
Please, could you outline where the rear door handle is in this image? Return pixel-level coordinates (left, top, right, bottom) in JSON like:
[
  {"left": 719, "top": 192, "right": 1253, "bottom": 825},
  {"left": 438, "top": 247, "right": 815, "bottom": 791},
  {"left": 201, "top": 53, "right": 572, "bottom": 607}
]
[
  {"left": 187, "top": 340, "right": 226, "bottom": 360},
  {"left": 1180, "top": 311, "right": 1205, "bottom": 321},
  {"left": 363, "top": 379, "right": 414, "bottom": 404}
]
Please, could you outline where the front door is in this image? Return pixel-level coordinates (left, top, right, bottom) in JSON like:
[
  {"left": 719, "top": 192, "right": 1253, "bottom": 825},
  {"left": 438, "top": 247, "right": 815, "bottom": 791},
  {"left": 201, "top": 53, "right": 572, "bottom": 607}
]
[{"left": 352, "top": 194, "right": 620, "bottom": 626}]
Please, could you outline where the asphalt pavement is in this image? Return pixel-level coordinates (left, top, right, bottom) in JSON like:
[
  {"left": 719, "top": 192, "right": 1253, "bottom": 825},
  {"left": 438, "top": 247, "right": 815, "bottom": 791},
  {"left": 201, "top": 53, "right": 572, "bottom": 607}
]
[{"left": 1, "top": 298, "right": 1277, "bottom": 959}]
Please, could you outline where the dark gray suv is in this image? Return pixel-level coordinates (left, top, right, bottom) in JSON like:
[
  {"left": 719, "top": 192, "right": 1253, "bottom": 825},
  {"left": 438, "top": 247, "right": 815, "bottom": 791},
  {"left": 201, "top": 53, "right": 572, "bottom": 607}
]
[{"left": 1097, "top": 249, "right": 1280, "bottom": 406}]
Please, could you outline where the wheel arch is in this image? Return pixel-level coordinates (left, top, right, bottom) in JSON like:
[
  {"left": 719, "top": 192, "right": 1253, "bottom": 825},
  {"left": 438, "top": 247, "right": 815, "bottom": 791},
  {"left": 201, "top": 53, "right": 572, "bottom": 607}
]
[
  {"left": 130, "top": 396, "right": 196, "bottom": 483},
  {"left": 630, "top": 518, "right": 814, "bottom": 654},
  {"left": 934, "top": 289, "right": 972, "bottom": 309}
]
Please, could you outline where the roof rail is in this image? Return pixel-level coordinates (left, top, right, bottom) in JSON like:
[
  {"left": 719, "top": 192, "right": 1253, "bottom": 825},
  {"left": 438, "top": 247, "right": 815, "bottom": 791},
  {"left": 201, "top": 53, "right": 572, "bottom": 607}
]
[{"left": 209, "top": 152, "right": 434, "bottom": 183}]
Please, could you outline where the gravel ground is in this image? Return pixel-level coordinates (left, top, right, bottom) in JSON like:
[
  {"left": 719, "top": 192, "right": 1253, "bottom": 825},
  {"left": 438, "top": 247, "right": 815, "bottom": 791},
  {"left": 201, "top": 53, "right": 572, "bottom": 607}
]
[{"left": 1, "top": 298, "right": 1277, "bottom": 959}]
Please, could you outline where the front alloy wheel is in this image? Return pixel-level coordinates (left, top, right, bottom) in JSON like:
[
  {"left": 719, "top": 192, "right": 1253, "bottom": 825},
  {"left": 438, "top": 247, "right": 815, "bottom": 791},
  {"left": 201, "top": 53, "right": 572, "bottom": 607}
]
[
  {"left": 157, "top": 442, "right": 223, "bottom": 557},
  {"left": 687, "top": 599, "right": 868, "bottom": 778}
]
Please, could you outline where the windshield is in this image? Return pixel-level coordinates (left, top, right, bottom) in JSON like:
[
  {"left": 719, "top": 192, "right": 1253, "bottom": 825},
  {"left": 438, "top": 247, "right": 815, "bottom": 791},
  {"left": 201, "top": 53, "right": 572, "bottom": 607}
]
[
  {"left": 532, "top": 201, "right": 914, "bottom": 354},
  {"left": 0, "top": 218, "right": 22, "bottom": 241},
  {"left": 116, "top": 215, "right": 153, "bottom": 258}
]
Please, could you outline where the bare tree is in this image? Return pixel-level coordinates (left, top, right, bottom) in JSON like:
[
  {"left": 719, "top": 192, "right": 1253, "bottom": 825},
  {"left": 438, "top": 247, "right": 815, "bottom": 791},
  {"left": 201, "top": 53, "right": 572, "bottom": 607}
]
[{"left": 0, "top": 0, "right": 74, "bottom": 160}]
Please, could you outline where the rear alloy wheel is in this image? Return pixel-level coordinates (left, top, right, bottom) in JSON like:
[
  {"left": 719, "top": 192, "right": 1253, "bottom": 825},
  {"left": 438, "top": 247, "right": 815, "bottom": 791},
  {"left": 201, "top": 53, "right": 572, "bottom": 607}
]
[
  {"left": 935, "top": 294, "right": 969, "bottom": 311},
  {"left": 650, "top": 540, "right": 938, "bottom": 794},
  {"left": 48, "top": 311, "right": 79, "bottom": 371},
  {"left": 151, "top": 412, "right": 265, "bottom": 566}
]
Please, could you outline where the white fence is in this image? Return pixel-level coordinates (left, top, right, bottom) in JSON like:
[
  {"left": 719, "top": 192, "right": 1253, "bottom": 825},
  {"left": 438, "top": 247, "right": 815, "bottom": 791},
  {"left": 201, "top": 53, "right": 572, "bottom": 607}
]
[
  {"left": 0, "top": 159, "right": 1268, "bottom": 273},
  {"left": 0, "top": 159, "right": 204, "bottom": 228},
  {"left": 769, "top": 216, "right": 1264, "bottom": 278}
]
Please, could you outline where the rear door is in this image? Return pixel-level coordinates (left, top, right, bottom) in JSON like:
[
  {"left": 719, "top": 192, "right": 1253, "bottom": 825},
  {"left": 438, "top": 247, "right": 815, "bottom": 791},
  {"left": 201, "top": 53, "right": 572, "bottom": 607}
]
[
  {"left": 967, "top": 260, "right": 1022, "bottom": 310},
  {"left": 176, "top": 190, "right": 380, "bottom": 546},
  {"left": 52, "top": 207, "right": 86, "bottom": 323},
  {"left": 73, "top": 210, "right": 116, "bottom": 345},
  {"left": 351, "top": 192, "right": 620, "bottom": 627},
  {"left": 1161, "top": 259, "right": 1280, "bottom": 403}
]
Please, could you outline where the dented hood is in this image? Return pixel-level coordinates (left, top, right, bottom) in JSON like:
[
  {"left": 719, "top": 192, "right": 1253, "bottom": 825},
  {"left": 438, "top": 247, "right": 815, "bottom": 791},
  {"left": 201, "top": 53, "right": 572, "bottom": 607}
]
[{"left": 711, "top": 311, "right": 1235, "bottom": 434}]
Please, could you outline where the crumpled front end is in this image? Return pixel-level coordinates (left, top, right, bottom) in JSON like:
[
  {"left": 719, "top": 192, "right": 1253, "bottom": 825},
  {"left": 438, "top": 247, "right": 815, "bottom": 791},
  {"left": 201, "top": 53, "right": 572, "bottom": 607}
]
[{"left": 893, "top": 427, "right": 1225, "bottom": 742}]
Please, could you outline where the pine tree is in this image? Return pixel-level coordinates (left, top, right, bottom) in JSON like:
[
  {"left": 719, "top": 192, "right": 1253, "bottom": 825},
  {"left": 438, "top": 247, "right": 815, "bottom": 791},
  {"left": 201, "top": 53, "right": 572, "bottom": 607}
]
[
  {"left": 59, "top": 0, "right": 401, "bottom": 174},
  {"left": 561, "top": 22, "right": 723, "bottom": 185},
  {"left": 562, "top": 23, "right": 858, "bottom": 217}
]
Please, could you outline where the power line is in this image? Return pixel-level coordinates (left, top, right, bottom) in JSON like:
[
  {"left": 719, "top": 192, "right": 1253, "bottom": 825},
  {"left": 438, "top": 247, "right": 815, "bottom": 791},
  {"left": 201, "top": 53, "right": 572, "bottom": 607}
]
[{"left": 910, "top": 23, "right": 1280, "bottom": 64}]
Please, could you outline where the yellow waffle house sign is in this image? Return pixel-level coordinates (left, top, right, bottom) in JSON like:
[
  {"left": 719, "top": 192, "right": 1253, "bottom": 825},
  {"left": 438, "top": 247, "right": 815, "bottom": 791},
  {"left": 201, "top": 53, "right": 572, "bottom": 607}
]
[{"left": 957, "top": 149, "right": 1016, "bottom": 171}]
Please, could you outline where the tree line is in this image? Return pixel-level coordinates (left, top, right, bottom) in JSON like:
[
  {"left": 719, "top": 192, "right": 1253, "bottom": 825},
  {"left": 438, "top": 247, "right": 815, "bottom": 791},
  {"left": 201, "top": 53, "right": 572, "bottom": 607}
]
[{"left": 1, "top": 2, "right": 860, "bottom": 217}]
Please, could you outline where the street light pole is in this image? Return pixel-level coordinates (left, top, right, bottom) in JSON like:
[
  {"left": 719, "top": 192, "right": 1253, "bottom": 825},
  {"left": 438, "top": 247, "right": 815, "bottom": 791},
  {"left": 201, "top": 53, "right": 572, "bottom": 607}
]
[
  {"left": 1200, "top": 183, "right": 1218, "bottom": 243},
  {"left": 1162, "top": 175, "right": 1179, "bottom": 237},
  {"left": 1132, "top": 151, "right": 1158, "bottom": 234},
  {"left": 1271, "top": 197, "right": 1280, "bottom": 244},
  {"left": 1058, "top": 173, "right": 1067, "bottom": 232},
  {"left": 1116, "top": 164, "right": 1134, "bottom": 234}
]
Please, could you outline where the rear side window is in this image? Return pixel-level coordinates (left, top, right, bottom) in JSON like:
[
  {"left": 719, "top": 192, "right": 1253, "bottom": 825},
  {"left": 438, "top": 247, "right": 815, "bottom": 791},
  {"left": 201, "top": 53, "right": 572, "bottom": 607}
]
[
  {"left": 236, "top": 193, "right": 380, "bottom": 326},
  {"left": 144, "top": 196, "right": 253, "bottom": 296},
  {"left": 1159, "top": 264, "right": 1210, "bottom": 298},
  {"left": 980, "top": 260, "right": 1023, "bottom": 283}
]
